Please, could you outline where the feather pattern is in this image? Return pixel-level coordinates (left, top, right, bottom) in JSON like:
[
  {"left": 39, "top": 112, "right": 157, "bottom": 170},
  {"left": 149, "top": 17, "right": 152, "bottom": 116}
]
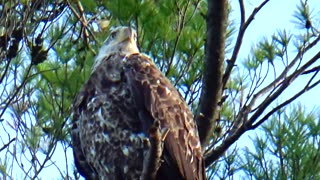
[
  {"left": 124, "top": 53, "right": 205, "bottom": 180},
  {"left": 72, "top": 53, "right": 146, "bottom": 180},
  {"left": 72, "top": 26, "right": 205, "bottom": 180}
]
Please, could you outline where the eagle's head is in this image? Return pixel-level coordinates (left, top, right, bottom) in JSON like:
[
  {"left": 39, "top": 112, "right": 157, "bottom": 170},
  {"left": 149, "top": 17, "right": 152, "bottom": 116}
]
[{"left": 93, "top": 26, "right": 140, "bottom": 70}]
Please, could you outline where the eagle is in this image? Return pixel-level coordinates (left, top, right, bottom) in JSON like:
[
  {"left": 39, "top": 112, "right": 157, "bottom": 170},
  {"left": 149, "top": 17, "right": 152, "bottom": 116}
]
[{"left": 71, "top": 26, "right": 205, "bottom": 180}]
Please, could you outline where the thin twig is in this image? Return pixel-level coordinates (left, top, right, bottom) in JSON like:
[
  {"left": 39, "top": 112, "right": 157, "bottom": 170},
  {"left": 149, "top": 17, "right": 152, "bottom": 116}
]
[
  {"left": 205, "top": 47, "right": 320, "bottom": 167},
  {"left": 222, "top": 0, "right": 270, "bottom": 89},
  {"left": 0, "top": 138, "right": 16, "bottom": 152}
]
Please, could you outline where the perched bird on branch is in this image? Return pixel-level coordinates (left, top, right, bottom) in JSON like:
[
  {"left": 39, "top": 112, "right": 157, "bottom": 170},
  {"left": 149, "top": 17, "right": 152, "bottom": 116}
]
[{"left": 71, "top": 26, "right": 205, "bottom": 180}]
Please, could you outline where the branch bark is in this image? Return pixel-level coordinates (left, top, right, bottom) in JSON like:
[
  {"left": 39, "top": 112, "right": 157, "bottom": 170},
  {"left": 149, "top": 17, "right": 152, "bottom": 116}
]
[
  {"left": 196, "top": 0, "right": 227, "bottom": 146},
  {"left": 140, "top": 121, "right": 168, "bottom": 180}
]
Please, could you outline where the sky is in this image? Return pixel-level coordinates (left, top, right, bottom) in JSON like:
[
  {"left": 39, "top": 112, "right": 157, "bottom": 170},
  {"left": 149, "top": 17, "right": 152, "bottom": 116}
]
[
  {"left": 1, "top": 0, "right": 320, "bottom": 179},
  {"left": 228, "top": 0, "right": 320, "bottom": 178},
  {"left": 231, "top": 0, "right": 320, "bottom": 109}
]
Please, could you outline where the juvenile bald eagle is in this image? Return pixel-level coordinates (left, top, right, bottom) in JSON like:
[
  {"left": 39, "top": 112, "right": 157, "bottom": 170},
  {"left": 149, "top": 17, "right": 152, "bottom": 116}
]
[{"left": 71, "top": 26, "right": 205, "bottom": 180}]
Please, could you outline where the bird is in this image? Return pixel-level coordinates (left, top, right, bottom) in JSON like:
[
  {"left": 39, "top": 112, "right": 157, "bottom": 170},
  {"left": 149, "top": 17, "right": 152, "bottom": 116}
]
[{"left": 71, "top": 26, "right": 205, "bottom": 180}]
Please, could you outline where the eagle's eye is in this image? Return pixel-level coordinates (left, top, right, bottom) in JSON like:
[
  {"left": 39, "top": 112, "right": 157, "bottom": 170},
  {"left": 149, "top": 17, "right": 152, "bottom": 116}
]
[
  {"left": 133, "top": 33, "right": 137, "bottom": 42},
  {"left": 110, "top": 31, "right": 117, "bottom": 39}
]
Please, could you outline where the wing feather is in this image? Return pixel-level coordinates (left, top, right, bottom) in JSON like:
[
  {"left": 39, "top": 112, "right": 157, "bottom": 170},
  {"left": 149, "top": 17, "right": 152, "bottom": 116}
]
[{"left": 124, "top": 54, "right": 205, "bottom": 180}]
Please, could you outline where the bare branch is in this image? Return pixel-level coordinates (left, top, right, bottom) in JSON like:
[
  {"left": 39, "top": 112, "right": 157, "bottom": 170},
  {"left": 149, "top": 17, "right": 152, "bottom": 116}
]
[
  {"left": 165, "top": 0, "right": 190, "bottom": 76},
  {"left": 251, "top": 74, "right": 320, "bottom": 129},
  {"left": 222, "top": 0, "right": 270, "bottom": 89},
  {"left": 302, "top": 65, "right": 320, "bottom": 74},
  {"left": 0, "top": 138, "right": 16, "bottom": 152},
  {"left": 0, "top": 65, "right": 33, "bottom": 119},
  {"left": 239, "top": 0, "right": 245, "bottom": 26},
  {"left": 204, "top": 50, "right": 320, "bottom": 167},
  {"left": 247, "top": 34, "right": 320, "bottom": 112},
  {"left": 247, "top": 50, "right": 320, "bottom": 125}
]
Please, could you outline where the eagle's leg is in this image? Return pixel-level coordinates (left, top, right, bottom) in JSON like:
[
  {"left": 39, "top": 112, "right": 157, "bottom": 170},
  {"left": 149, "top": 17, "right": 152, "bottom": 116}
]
[{"left": 140, "top": 120, "right": 169, "bottom": 180}]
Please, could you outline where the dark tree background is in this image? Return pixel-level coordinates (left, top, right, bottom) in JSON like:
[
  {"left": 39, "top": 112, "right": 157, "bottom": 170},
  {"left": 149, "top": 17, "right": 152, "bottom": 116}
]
[{"left": 0, "top": 0, "right": 319, "bottom": 179}]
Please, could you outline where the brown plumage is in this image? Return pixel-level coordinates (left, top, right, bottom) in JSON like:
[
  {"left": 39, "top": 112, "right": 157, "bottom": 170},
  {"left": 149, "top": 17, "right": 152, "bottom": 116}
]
[{"left": 71, "top": 26, "right": 205, "bottom": 180}]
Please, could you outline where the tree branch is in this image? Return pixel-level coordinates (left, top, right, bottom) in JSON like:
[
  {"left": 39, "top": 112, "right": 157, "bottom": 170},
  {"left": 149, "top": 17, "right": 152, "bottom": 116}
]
[
  {"left": 205, "top": 49, "right": 320, "bottom": 167},
  {"left": 247, "top": 50, "right": 320, "bottom": 126},
  {"left": 140, "top": 121, "right": 169, "bottom": 180},
  {"left": 222, "top": 0, "right": 270, "bottom": 89},
  {"left": 247, "top": 34, "right": 320, "bottom": 111},
  {"left": 302, "top": 65, "right": 320, "bottom": 74},
  {"left": 196, "top": 0, "right": 227, "bottom": 146},
  {"left": 251, "top": 74, "right": 320, "bottom": 129},
  {"left": 0, "top": 138, "right": 16, "bottom": 152}
]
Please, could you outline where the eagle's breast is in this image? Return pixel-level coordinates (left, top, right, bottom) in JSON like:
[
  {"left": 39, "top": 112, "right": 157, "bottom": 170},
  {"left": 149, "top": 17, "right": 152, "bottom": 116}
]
[{"left": 72, "top": 53, "right": 146, "bottom": 180}]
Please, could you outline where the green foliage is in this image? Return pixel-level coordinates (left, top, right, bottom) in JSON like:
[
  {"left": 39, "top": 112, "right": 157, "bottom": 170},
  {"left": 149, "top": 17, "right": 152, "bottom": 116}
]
[
  {"left": 0, "top": 0, "right": 207, "bottom": 178},
  {"left": 238, "top": 104, "right": 320, "bottom": 179},
  {"left": 0, "top": 157, "right": 8, "bottom": 177},
  {"left": 1, "top": 0, "right": 320, "bottom": 179},
  {"left": 80, "top": 0, "right": 97, "bottom": 13},
  {"left": 208, "top": 0, "right": 320, "bottom": 178},
  {"left": 206, "top": 147, "right": 241, "bottom": 179},
  {"left": 292, "top": 0, "right": 313, "bottom": 29},
  {"left": 26, "top": 126, "right": 43, "bottom": 151}
]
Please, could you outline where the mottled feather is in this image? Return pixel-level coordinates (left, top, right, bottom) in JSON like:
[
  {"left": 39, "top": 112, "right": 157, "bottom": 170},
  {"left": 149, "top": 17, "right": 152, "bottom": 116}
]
[
  {"left": 72, "top": 53, "right": 146, "bottom": 180},
  {"left": 71, "top": 26, "right": 205, "bottom": 180},
  {"left": 124, "top": 54, "right": 205, "bottom": 180}
]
